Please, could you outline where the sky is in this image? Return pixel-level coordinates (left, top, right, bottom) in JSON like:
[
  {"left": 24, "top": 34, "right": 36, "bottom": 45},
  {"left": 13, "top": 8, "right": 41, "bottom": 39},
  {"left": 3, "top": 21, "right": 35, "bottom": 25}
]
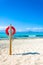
[{"left": 0, "top": 0, "right": 43, "bottom": 32}]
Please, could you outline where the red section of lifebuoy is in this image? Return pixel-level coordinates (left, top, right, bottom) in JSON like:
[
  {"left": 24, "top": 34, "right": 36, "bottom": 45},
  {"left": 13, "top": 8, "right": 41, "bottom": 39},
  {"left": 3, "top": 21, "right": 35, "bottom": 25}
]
[{"left": 5, "top": 26, "right": 16, "bottom": 35}]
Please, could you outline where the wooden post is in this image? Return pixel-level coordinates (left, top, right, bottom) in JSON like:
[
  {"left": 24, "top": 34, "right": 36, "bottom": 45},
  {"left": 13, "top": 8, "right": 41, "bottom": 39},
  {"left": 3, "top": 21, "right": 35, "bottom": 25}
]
[{"left": 9, "top": 24, "right": 12, "bottom": 55}]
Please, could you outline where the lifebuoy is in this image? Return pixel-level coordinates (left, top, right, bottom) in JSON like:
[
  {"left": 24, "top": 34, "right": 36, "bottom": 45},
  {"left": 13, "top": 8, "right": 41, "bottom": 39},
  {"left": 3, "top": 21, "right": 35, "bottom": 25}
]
[{"left": 5, "top": 26, "right": 16, "bottom": 35}]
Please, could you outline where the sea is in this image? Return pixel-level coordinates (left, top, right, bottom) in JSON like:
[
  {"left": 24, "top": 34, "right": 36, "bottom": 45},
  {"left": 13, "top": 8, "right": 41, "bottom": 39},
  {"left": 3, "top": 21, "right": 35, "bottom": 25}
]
[{"left": 0, "top": 30, "right": 43, "bottom": 39}]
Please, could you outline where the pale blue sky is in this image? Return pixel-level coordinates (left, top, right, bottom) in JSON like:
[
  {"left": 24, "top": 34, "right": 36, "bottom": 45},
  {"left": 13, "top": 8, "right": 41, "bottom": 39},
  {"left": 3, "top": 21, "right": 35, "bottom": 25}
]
[{"left": 0, "top": 0, "right": 43, "bottom": 31}]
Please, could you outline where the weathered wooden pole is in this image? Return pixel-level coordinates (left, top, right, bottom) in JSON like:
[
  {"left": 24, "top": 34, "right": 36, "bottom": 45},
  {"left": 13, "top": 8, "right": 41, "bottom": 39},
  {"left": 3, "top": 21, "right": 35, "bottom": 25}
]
[
  {"left": 9, "top": 24, "right": 12, "bottom": 55},
  {"left": 5, "top": 24, "right": 16, "bottom": 55}
]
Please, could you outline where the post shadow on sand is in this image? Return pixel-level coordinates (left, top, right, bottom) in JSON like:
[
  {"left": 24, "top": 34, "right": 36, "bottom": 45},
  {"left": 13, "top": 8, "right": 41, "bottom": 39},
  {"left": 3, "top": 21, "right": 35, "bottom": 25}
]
[{"left": 13, "top": 52, "right": 40, "bottom": 55}]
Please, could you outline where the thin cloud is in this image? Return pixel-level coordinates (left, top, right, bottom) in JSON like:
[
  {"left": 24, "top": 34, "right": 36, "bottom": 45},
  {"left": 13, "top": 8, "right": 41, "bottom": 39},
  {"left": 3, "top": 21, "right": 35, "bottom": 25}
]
[
  {"left": 16, "top": 27, "right": 43, "bottom": 32},
  {"left": 17, "top": 29, "right": 26, "bottom": 32},
  {"left": 0, "top": 26, "right": 7, "bottom": 30},
  {"left": 26, "top": 27, "right": 43, "bottom": 32}
]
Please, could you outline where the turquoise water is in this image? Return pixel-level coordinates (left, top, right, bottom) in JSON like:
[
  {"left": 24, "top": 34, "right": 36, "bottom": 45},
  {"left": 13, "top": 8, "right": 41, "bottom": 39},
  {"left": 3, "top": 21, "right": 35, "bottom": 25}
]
[{"left": 0, "top": 31, "right": 43, "bottom": 39}]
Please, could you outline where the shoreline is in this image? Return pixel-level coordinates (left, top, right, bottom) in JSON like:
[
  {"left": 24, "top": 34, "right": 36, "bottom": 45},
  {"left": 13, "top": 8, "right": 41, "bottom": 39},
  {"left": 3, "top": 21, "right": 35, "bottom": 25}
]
[{"left": 0, "top": 37, "right": 43, "bottom": 40}]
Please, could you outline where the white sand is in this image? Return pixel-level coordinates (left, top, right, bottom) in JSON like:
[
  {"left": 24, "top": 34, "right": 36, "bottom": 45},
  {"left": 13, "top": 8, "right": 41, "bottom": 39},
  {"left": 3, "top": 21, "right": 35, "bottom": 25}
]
[{"left": 0, "top": 38, "right": 43, "bottom": 65}]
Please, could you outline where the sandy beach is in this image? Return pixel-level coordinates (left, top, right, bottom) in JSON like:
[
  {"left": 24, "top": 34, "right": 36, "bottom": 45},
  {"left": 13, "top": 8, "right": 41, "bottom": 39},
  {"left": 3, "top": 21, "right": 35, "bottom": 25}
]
[{"left": 0, "top": 38, "right": 43, "bottom": 65}]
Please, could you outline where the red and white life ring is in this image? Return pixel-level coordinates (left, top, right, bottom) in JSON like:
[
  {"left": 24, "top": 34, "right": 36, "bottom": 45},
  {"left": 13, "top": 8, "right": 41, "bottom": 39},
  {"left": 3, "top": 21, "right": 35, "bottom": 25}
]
[{"left": 5, "top": 26, "right": 16, "bottom": 35}]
